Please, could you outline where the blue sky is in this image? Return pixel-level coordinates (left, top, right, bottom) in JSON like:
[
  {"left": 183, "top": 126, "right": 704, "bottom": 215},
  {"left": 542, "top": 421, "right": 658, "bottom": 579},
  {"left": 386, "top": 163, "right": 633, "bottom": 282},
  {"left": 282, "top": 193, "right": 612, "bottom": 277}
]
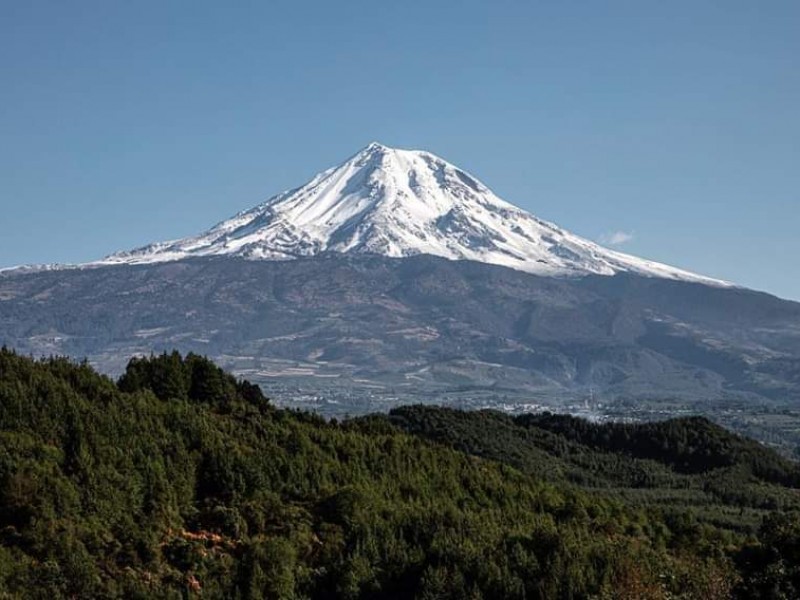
[{"left": 1, "top": 1, "right": 798, "bottom": 299}]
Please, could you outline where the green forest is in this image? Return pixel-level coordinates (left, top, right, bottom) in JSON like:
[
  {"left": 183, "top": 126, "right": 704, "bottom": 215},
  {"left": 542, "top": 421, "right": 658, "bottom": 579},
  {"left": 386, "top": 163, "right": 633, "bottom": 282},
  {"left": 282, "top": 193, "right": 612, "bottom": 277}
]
[{"left": 0, "top": 348, "right": 799, "bottom": 599}]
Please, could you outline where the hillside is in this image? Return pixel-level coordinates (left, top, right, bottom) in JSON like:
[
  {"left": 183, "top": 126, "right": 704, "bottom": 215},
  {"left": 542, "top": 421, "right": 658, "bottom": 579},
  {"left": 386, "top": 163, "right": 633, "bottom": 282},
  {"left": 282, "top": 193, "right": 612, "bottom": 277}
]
[
  {"left": 0, "top": 350, "right": 799, "bottom": 598},
  {"left": 381, "top": 406, "right": 800, "bottom": 531}
]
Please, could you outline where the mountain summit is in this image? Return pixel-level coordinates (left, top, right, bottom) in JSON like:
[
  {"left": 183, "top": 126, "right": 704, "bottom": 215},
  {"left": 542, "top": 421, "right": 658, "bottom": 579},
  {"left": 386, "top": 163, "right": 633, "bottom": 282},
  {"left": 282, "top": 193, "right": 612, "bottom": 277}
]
[{"left": 100, "top": 142, "right": 725, "bottom": 285}]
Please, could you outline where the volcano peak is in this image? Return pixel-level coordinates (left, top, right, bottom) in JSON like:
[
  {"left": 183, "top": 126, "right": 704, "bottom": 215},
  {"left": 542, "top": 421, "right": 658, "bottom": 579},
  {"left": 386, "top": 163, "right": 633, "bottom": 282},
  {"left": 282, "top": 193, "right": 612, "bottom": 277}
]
[{"left": 98, "top": 144, "right": 729, "bottom": 287}]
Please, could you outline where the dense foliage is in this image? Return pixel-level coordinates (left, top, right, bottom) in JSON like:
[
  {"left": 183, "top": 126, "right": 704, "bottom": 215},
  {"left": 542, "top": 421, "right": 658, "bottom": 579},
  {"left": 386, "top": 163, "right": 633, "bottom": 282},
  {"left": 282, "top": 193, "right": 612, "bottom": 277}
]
[
  {"left": 519, "top": 412, "right": 800, "bottom": 485},
  {"left": 383, "top": 406, "right": 800, "bottom": 523},
  {"left": 0, "top": 349, "right": 797, "bottom": 598}
]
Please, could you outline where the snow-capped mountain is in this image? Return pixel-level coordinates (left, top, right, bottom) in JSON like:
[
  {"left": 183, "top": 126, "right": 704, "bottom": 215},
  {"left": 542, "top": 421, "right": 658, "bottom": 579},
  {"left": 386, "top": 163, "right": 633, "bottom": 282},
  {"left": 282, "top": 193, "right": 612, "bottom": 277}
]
[
  {"left": 99, "top": 142, "right": 726, "bottom": 286},
  {"left": 5, "top": 142, "right": 800, "bottom": 417}
]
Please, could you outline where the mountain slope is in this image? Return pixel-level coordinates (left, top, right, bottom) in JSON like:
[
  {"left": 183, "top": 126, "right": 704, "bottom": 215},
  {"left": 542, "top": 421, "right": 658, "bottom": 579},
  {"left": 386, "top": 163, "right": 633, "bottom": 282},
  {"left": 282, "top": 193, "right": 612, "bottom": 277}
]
[
  {"left": 98, "top": 142, "right": 727, "bottom": 286},
  {"left": 2, "top": 255, "right": 798, "bottom": 436}
]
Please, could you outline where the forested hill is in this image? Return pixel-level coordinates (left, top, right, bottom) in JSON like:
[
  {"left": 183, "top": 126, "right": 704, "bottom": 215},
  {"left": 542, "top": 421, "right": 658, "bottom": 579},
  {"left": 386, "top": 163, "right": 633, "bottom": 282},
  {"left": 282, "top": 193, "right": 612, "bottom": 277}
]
[
  {"left": 1, "top": 350, "right": 799, "bottom": 598},
  {"left": 382, "top": 406, "right": 800, "bottom": 527}
]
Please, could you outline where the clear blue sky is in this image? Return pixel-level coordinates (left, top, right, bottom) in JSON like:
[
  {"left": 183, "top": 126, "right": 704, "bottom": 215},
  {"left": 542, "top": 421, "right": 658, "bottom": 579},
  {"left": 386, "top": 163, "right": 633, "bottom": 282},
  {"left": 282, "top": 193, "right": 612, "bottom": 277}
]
[{"left": 2, "top": 1, "right": 798, "bottom": 299}]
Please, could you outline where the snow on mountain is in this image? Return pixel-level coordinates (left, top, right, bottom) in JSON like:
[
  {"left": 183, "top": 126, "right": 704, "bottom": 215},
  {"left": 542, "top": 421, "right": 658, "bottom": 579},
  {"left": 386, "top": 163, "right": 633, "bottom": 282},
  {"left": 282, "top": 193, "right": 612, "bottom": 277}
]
[{"left": 97, "top": 142, "right": 728, "bottom": 286}]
